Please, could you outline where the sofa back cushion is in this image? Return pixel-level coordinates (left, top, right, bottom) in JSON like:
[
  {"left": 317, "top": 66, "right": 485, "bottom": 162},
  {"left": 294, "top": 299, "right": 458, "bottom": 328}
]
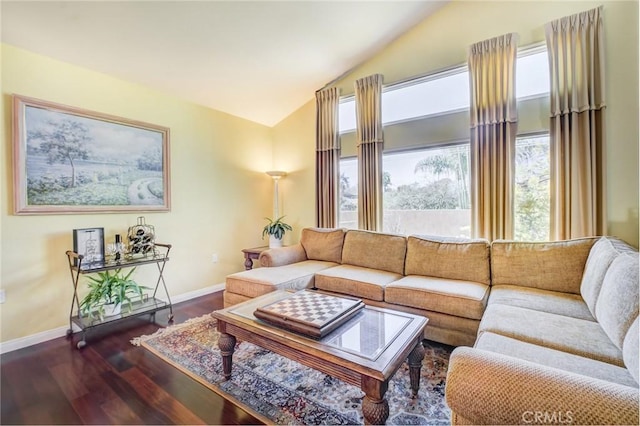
[
  {"left": 342, "top": 230, "right": 406, "bottom": 275},
  {"left": 300, "top": 228, "right": 345, "bottom": 264},
  {"left": 595, "top": 252, "right": 639, "bottom": 350},
  {"left": 491, "top": 238, "right": 597, "bottom": 294},
  {"left": 581, "top": 237, "right": 637, "bottom": 318},
  {"left": 405, "top": 235, "right": 491, "bottom": 285}
]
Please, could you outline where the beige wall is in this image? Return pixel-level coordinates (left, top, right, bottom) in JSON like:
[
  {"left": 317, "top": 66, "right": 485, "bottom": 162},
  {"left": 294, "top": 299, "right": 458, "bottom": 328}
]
[
  {"left": 271, "top": 99, "right": 316, "bottom": 244},
  {"left": 0, "top": 44, "right": 275, "bottom": 343},
  {"left": 273, "top": 0, "right": 639, "bottom": 248}
]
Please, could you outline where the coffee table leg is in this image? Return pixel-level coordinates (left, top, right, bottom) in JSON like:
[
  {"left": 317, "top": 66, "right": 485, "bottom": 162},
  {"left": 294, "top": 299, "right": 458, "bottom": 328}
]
[
  {"left": 362, "top": 377, "right": 389, "bottom": 425},
  {"left": 218, "top": 333, "right": 236, "bottom": 380},
  {"left": 408, "top": 341, "right": 426, "bottom": 397}
]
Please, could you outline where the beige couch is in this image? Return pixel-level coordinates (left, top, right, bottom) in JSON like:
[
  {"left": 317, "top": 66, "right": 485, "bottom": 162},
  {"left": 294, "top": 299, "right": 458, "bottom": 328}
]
[
  {"left": 225, "top": 228, "right": 639, "bottom": 424},
  {"left": 445, "top": 236, "right": 639, "bottom": 424},
  {"left": 225, "top": 227, "right": 491, "bottom": 346}
]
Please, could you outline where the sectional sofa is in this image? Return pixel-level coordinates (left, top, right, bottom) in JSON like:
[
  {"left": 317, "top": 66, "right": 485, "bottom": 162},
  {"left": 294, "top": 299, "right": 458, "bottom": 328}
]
[
  {"left": 445, "top": 236, "right": 639, "bottom": 424},
  {"left": 225, "top": 227, "right": 491, "bottom": 346},
  {"left": 223, "top": 227, "right": 639, "bottom": 424}
]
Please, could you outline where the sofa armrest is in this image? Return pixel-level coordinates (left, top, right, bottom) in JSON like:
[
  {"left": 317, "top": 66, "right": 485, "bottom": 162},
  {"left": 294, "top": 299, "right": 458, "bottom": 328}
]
[
  {"left": 259, "top": 244, "right": 307, "bottom": 267},
  {"left": 445, "top": 347, "right": 639, "bottom": 425}
]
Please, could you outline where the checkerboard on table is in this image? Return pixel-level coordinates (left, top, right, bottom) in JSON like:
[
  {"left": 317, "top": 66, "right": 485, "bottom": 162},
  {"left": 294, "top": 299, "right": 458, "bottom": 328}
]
[{"left": 258, "top": 291, "right": 362, "bottom": 328}]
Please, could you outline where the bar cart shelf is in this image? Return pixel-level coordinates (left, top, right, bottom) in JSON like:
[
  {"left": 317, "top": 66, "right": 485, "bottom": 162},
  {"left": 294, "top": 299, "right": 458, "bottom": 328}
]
[{"left": 65, "top": 243, "right": 173, "bottom": 349}]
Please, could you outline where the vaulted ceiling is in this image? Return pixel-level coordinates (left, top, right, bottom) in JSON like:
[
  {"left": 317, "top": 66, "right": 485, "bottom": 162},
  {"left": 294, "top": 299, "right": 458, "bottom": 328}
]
[{"left": 1, "top": 1, "right": 447, "bottom": 126}]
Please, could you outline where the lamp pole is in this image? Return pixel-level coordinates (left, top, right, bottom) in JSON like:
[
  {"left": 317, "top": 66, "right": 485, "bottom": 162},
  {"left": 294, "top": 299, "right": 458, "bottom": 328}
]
[{"left": 266, "top": 171, "right": 287, "bottom": 218}]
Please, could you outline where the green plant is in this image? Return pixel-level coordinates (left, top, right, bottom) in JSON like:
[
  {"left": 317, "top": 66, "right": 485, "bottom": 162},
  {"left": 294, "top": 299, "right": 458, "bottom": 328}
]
[
  {"left": 262, "top": 216, "right": 292, "bottom": 240},
  {"left": 79, "top": 268, "right": 150, "bottom": 320}
]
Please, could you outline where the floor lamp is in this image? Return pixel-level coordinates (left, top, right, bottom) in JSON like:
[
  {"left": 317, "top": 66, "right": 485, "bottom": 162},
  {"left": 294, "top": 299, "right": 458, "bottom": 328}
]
[{"left": 266, "top": 171, "right": 287, "bottom": 218}]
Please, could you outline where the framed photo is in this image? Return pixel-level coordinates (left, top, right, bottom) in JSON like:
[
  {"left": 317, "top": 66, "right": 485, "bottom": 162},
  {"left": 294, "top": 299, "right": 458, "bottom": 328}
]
[
  {"left": 73, "top": 228, "right": 105, "bottom": 266},
  {"left": 12, "top": 95, "right": 171, "bottom": 214}
]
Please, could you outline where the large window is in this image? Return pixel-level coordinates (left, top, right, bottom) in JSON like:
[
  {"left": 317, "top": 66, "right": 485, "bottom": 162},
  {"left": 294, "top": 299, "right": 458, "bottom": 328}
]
[
  {"left": 337, "top": 45, "right": 551, "bottom": 238},
  {"left": 343, "top": 139, "right": 550, "bottom": 238},
  {"left": 514, "top": 135, "right": 550, "bottom": 240},
  {"left": 383, "top": 145, "right": 470, "bottom": 237}
]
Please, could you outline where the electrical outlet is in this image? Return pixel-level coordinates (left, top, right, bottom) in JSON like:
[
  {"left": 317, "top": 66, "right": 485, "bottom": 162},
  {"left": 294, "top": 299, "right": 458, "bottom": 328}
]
[
  {"left": 211, "top": 253, "right": 219, "bottom": 263},
  {"left": 0, "top": 289, "right": 5, "bottom": 304}
]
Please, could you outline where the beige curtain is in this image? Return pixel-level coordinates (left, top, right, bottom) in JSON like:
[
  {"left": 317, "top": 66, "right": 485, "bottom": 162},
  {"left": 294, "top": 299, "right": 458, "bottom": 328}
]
[
  {"left": 315, "top": 87, "right": 341, "bottom": 228},
  {"left": 468, "top": 33, "right": 518, "bottom": 241},
  {"left": 546, "top": 6, "right": 606, "bottom": 240},
  {"left": 355, "top": 74, "right": 384, "bottom": 231}
]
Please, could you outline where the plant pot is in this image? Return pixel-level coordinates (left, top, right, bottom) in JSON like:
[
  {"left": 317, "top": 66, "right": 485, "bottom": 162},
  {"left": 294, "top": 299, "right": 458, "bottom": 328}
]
[
  {"left": 269, "top": 235, "right": 283, "bottom": 248},
  {"left": 102, "top": 303, "right": 121, "bottom": 317}
]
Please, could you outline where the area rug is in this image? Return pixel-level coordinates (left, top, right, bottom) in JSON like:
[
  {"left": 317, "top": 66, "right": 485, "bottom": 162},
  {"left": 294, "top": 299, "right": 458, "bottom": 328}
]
[{"left": 132, "top": 314, "right": 451, "bottom": 425}]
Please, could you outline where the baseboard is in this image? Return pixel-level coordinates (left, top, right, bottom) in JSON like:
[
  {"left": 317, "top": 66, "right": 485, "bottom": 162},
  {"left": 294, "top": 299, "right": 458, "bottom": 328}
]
[
  {"left": 0, "top": 283, "right": 225, "bottom": 355},
  {"left": 170, "top": 282, "right": 225, "bottom": 304},
  {"left": 0, "top": 324, "right": 83, "bottom": 355}
]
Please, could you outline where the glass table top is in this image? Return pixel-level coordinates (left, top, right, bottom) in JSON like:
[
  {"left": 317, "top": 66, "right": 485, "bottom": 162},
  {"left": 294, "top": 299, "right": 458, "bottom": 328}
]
[{"left": 229, "top": 290, "right": 414, "bottom": 361}]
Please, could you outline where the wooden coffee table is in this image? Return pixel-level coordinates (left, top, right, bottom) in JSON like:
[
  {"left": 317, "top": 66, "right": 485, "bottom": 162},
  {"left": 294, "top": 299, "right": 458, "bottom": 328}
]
[{"left": 212, "top": 291, "right": 428, "bottom": 425}]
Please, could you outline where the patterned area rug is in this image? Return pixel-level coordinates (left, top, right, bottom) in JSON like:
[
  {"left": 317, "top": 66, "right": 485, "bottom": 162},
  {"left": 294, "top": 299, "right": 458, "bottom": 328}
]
[{"left": 132, "top": 314, "right": 452, "bottom": 425}]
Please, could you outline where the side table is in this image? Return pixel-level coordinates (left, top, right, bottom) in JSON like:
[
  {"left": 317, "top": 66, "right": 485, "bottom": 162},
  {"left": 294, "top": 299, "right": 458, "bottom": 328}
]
[{"left": 241, "top": 246, "right": 269, "bottom": 270}]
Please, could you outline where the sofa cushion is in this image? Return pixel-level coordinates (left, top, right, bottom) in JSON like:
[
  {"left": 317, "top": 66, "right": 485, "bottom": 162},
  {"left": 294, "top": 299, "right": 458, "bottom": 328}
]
[
  {"left": 405, "top": 235, "right": 490, "bottom": 285},
  {"left": 225, "top": 260, "right": 338, "bottom": 299},
  {"left": 581, "top": 237, "right": 637, "bottom": 318},
  {"left": 595, "top": 253, "right": 639, "bottom": 350},
  {"left": 488, "top": 285, "right": 595, "bottom": 321},
  {"left": 259, "top": 244, "right": 308, "bottom": 267},
  {"left": 341, "top": 230, "right": 406, "bottom": 275},
  {"left": 446, "top": 347, "right": 640, "bottom": 426},
  {"left": 479, "top": 303, "right": 624, "bottom": 367},
  {"left": 385, "top": 275, "right": 489, "bottom": 320},
  {"left": 476, "top": 332, "right": 638, "bottom": 387},
  {"left": 622, "top": 317, "right": 639, "bottom": 385},
  {"left": 491, "top": 238, "right": 597, "bottom": 294},
  {"left": 300, "top": 227, "right": 345, "bottom": 263},
  {"left": 314, "top": 264, "right": 402, "bottom": 301}
]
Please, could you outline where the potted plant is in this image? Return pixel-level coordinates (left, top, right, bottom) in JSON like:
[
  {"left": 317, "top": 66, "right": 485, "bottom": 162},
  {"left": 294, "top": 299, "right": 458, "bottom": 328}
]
[
  {"left": 79, "top": 268, "right": 150, "bottom": 320},
  {"left": 262, "top": 216, "right": 293, "bottom": 248}
]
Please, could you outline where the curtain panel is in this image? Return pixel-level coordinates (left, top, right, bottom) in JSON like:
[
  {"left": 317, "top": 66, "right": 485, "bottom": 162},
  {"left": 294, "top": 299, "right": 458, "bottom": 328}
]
[
  {"left": 468, "top": 33, "right": 519, "bottom": 241},
  {"left": 546, "top": 6, "right": 607, "bottom": 240},
  {"left": 355, "top": 74, "right": 384, "bottom": 231},
  {"left": 315, "top": 87, "right": 341, "bottom": 228}
]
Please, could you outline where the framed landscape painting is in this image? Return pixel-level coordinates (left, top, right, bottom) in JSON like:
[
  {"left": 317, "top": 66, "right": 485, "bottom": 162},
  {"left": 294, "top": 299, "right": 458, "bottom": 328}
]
[{"left": 12, "top": 95, "right": 171, "bottom": 214}]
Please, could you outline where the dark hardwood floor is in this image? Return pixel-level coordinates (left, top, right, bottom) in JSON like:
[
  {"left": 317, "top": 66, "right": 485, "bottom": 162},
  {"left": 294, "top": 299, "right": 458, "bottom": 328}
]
[{"left": 1, "top": 291, "right": 262, "bottom": 425}]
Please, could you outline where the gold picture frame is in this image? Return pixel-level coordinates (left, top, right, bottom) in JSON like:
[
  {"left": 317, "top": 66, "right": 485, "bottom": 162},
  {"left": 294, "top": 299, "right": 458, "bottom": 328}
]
[{"left": 12, "top": 95, "right": 171, "bottom": 214}]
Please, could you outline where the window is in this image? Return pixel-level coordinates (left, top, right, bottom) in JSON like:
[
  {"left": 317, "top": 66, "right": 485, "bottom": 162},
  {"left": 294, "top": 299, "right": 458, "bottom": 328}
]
[
  {"left": 515, "top": 49, "right": 550, "bottom": 99},
  {"left": 383, "top": 69, "right": 469, "bottom": 127},
  {"left": 339, "top": 98, "right": 357, "bottom": 134},
  {"left": 338, "top": 68, "right": 468, "bottom": 134},
  {"left": 383, "top": 144, "right": 470, "bottom": 237},
  {"left": 339, "top": 157, "right": 358, "bottom": 229},
  {"left": 514, "top": 135, "right": 550, "bottom": 241},
  {"left": 338, "top": 46, "right": 549, "bottom": 133},
  {"left": 337, "top": 44, "right": 550, "bottom": 238}
]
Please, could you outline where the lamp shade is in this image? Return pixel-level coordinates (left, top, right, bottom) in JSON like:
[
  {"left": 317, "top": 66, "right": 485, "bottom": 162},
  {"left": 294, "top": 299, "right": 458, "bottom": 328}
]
[{"left": 266, "top": 171, "right": 287, "bottom": 179}]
